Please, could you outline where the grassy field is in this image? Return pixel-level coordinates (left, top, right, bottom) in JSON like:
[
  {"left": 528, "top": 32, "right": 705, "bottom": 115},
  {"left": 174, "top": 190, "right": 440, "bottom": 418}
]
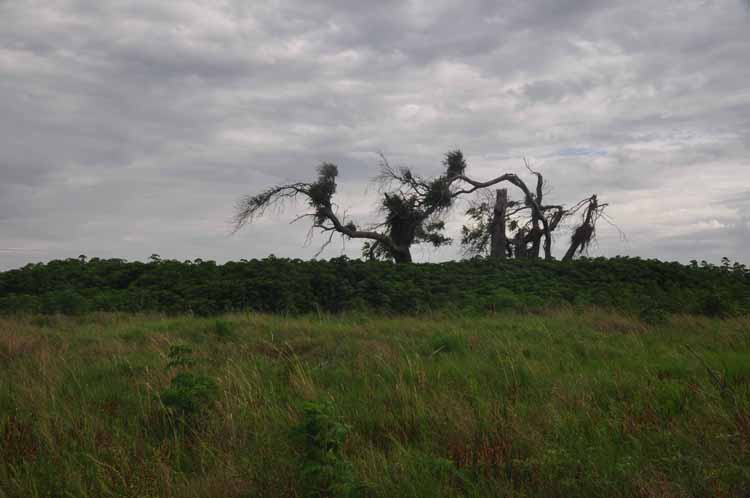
[{"left": 1, "top": 310, "right": 749, "bottom": 498}]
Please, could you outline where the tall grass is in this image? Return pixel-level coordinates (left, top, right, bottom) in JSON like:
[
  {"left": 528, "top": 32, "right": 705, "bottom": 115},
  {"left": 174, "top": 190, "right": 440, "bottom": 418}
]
[{"left": 1, "top": 310, "right": 749, "bottom": 497}]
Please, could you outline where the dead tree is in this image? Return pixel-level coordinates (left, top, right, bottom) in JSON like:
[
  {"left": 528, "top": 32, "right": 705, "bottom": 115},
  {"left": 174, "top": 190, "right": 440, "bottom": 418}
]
[
  {"left": 233, "top": 154, "right": 461, "bottom": 264},
  {"left": 562, "top": 195, "right": 607, "bottom": 261},
  {"left": 461, "top": 166, "right": 607, "bottom": 260},
  {"left": 234, "top": 150, "right": 598, "bottom": 263}
]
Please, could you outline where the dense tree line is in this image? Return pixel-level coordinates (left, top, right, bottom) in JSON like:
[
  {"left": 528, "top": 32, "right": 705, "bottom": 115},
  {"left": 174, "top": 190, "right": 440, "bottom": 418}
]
[{"left": 0, "top": 256, "right": 747, "bottom": 317}]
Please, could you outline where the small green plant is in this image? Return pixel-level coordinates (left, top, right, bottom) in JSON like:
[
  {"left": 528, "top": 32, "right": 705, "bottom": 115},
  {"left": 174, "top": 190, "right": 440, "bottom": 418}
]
[
  {"left": 212, "top": 319, "right": 235, "bottom": 339},
  {"left": 160, "top": 372, "right": 218, "bottom": 417},
  {"left": 161, "top": 344, "right": 217, "bottom": 419},
  {"left": 293, "top": 400, "right": 365, "bottom": 498}
]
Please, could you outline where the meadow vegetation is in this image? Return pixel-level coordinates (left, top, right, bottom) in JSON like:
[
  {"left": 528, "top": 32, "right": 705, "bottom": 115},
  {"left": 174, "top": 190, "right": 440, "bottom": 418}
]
[{"left": 1, "top": 310, "right": 749, "bottom": 497}]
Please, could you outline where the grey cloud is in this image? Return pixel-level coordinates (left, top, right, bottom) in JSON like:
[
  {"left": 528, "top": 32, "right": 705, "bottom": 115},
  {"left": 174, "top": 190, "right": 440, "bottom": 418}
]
[
  {"left": 1, "top": 0, "right": 749, "bottom": 269},
  {"left": 631, "top": 215, "right": 750, "bottom": 263},
  {"left": 519, "top": 79, "right": 593, "bottom": 103}
]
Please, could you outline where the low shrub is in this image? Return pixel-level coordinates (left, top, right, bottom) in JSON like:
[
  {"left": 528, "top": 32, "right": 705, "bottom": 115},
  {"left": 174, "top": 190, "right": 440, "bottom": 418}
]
[
  {"left": 160, "top": 372, "right": 218, "bottom": 417},
  {"left": 293, "top": 400, "right": 365, "bottom": 498},
  {"left": 212, "top": 319, "right": 236, "bottom": 339},
  {"left": 160, "top": 344, "right": 217, "bottom": 420}
]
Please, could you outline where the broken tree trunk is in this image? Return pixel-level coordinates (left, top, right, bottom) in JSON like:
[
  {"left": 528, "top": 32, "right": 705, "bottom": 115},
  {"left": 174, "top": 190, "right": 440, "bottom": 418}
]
[
  {"left": 489, "top": 188, "right": 508, "bottom": 259},
  {"left": 513, "top": 228, "right": 528, "bottom": 259},
  {"left": 563, "top": 195, "right": 598, "bottom": 262}
]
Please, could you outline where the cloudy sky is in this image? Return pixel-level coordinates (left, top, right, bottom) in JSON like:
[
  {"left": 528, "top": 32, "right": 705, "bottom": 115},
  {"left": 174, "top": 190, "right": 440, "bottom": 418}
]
[{"left": 1, "top": 0, "right": 749, "bottom": 270}]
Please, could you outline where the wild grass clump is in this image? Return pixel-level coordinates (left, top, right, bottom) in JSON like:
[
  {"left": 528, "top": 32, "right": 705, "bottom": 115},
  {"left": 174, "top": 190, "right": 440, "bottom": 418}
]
[{"left": 429, "top": 332, "right": 468, "bottom": 355}]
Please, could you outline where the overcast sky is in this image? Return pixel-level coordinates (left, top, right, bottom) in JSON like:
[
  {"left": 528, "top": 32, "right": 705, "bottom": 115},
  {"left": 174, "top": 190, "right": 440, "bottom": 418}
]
[{"left": 1, "top": 0, "right": 749, "bottom": 270}]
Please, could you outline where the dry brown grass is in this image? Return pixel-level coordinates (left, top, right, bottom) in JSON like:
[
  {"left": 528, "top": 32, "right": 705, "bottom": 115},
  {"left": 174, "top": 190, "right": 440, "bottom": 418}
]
[{"left": 0, "top": 333, "right": 41, "bottom": 363}]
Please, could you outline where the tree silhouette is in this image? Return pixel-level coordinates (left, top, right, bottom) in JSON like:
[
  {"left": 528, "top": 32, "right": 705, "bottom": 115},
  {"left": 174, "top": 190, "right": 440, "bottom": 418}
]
[
  {"left": 233, "top": 150, "right": 606, "bottom": 263},
  {"left": 461, "top": 163, "right": 608, "bottom": 261}
]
